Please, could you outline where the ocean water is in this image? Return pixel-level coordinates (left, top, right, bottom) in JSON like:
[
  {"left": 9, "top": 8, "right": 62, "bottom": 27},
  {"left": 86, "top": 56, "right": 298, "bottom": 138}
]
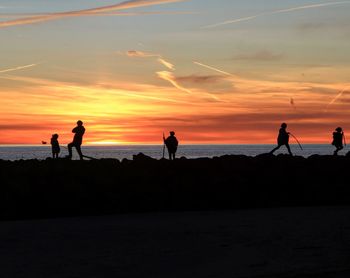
[{"left": 0, "top": 144, "right": 344, "bottom": 161}]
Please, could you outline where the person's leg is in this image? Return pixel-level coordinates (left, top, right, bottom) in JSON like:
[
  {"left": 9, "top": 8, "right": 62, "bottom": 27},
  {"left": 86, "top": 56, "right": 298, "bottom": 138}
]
[
  {"left": 285, "top": 144, "right": 293, "bottom": 155},
  {"left": 76, "top": 144, "right": 84, "bottom": 160},
  {"left": 269, "top": 145, "right": 281, "bottom": 154},
  {"left": 334, "top": 146, "right": 343, "bottom": 155},
  {"left": 67, "top": 143, "right": 73, "bottom": 159}
]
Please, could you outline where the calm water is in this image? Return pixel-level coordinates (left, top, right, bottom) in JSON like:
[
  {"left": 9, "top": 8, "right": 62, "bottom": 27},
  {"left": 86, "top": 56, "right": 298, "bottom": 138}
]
[{"left": 0, "top": 144, "right": 343, "bottom": 161}]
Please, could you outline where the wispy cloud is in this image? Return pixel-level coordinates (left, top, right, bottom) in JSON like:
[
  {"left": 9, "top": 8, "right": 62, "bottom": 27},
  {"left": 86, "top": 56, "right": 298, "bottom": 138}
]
[
  {"left": 157, "top": 71, "right": 191, "bottom": 94},
  {"left": 233, "top": 50, "right": 283, "bottom": 61},
  {"left": 0, "top": 11, "right": 196, "bottom": 18},
  {"left": 203, "top": 1, "right": 350, "bottom": 29},
  {"left": 0, "top": 63, "right": 38, "bottom": 74},
  {"left": 127, "top": 50, "right": 159, "bottom": 58},
  {"left": 175, "top": 74, "right": 223, "bottom": 84},
  {"left": 193, "top": 61, "right": 236, "bottom": 77},
  {"left": 157, "top": 58, "right": 175, "bottom": 70},
  {"left": 0, "top": 0, "right": 188, "bottom": 28},
  {"left": 325, "top": 86, "right": 350, "bottom": 111}
]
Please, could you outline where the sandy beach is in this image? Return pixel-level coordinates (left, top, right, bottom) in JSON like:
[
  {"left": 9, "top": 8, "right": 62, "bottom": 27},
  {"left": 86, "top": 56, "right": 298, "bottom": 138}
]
[{"left": 1, "top": 207, "right": 350, "bottom": 278}]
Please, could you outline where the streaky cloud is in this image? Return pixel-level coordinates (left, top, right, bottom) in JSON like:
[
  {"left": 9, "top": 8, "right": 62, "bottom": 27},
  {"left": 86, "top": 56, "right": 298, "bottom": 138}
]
[
  {"left": 193, "top": 61, "right": 236, "bottom": 78},
  {"left": 127, "top": 50, "right": 175, "bottom": 70},
  {"left": 0, "top": 63, "right": 38, "bottom": 74},
  {"left": 325, "top": 86, "right": 350, "bottom": 112},
  {"left": 0, "top": 11, "right": 196, "bottom": 18},
  {"left": 127, "top": 50, "right": 159, "bottom": 58},
  {"left": 157, "top": 58, "right": 175, "bottom": 70},
  {"left": 0, "top": 0, "right": 188, "bottom": 28},
  {"left": 157, "top": 71, "right": 191, "bottom": 94},
  {"left": 203, "top": 1, "right": 350, "bottom": 29}
]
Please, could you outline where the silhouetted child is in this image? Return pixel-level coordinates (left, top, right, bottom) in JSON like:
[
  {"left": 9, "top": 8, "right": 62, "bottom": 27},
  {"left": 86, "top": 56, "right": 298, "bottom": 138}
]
[
  {"left": 332, "top": 127, "right": 344, "bottom": 155},
  {"left": 270, "top": 123, "right": 293, "bottom": 155},
  {"left": 50, "top": 134, "right": 60, "bottom": 159},
  {"left": 67, "top": 120, "right": 85, "bottom": 160},
  {"left": 164, "top": 131, "right": 179, "bottom": 160}
]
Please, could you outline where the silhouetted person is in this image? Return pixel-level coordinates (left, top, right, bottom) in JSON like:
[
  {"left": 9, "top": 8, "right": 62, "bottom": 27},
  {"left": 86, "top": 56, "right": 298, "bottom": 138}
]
[
  {"left": 50, "top": 134, "right": 60, "bottom": 159},
  {"left": 164, "top": 131, "right": 178, "bottom": 160},
  {"left": 332, "top": 127, "right": 344, "bottom": 155},
  {"left": 67, "top": 120, "right": 85, "bottom": 160},
  {"left": 270, "top": 123, "right": 293, "bottom": 155}
]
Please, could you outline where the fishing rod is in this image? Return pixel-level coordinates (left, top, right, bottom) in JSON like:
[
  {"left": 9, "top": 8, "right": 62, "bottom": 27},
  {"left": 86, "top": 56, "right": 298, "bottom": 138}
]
[
  {"left": 162, "top": 132, "right": 166, "bottom": 159},
  {"left": 60, "top": 145, "right": 98, "bottom": 160},
  {"left": 289, "top": 133, "right": 303, "bottom": 151},
  {"left": 343, "top": 132, "right": 347, "bottom": 147}
]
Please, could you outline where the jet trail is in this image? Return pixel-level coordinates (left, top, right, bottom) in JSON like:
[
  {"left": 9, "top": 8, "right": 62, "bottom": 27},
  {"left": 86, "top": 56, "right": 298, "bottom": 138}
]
[
  {"left": 157, "top": 71, "right": 191, "bottom": 94},
  {"left": 193, "top": 61, "right": 236, "bottom": 78},
  {"left": 325, "top": 86, "right": 349, "bottom": 111},
  {"left": 203, "top": 1, "right": 350, "bottom": 29},
  {"left": 0, "top": 0, "right": 188, "bottom": 28},
  {"left": 158, "top": 58, "right": 175, "bottom": 70},
  {"left": 0, "top": 63, "right": 38, "bottom": 74}
]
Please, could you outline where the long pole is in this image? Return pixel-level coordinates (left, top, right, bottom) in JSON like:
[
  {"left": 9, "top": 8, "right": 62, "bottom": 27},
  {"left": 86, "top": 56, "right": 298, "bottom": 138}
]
[
  {"left": 162, "top": 132, "right": 166, "bottom": 159},
  {"left": 290, "top": 133, "right": 303, "bottom": 150},
  {"left": 343, "top": 132, "right": 347, "bottom": 147}
]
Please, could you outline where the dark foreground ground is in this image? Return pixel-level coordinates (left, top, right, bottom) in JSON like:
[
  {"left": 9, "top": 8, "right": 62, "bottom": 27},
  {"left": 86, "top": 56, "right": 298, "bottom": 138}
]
[
  {"left": 1, "top": 154, "right": 350, "bottom": 277},
  {"left": 0, "top": 153, "right": 350, "bottom": 220},
  {"left": 1, "top": 207, "right": 350, "bottom": 278}
]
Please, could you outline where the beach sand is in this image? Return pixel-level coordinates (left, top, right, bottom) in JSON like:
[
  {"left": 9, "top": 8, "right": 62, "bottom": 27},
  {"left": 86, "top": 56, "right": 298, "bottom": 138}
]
[{"left": 1, "top": 207, "right": 350, "bottom": 278}]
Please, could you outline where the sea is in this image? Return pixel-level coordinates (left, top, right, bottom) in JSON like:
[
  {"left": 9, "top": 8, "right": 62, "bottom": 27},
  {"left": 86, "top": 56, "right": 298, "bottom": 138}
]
[{"left": 0, "top": 144, "right": 343, "bottom": 161}]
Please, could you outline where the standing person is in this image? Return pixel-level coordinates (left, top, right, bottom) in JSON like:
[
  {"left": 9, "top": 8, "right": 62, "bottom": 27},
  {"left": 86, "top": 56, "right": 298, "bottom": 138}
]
[
  {"left": 270, "top": 123, "right": 293, "bottom": 155},
  {"left": 163, "top": 131, "right": 178, "bottom": 160},
  {"left": 67, "top": 120, "right": 85, "bottom": 160},
  {"left": 332, "top": 127, "right": 345, "bottom": 156},
  {"left": 50, "top": 133, "right": 60, "bottom": 159}
]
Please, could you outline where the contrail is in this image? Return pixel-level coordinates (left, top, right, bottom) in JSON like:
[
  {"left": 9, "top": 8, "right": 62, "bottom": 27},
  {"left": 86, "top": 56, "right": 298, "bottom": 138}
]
[
  {"left": 157, "top": 71, "right": 191, "bottom": 94},
  {"left": 0, "top": 63, "right": 38, "bottom": 73},
  {"left": 193, "top": 61, "right": 236, "bottom": 78},
  {"left": 158, "top": 58, "right": 175, "bottom": 70},
  {"left": 0, "top": 0, "right": 188, "bottom": 28},
  {"left": 325, "top": 86, "right": 349, "bottom": 111},
  {"left": 127, "top": 50, "right": 175, "bottom": 70},
  {"left": 203, "top": 1, "right": 350, "bottom": 29},
  {"left": 0, "top": 11, "right": 196, "bottom": 18}
]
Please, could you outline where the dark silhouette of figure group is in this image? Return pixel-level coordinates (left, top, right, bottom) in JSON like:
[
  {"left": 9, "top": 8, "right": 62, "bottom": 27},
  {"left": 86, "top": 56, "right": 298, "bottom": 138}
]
[
  {"left": 49, "top": 120, "right": 346, "bottom": 160},
  {"left": 50, "top": 120, "right": 85, "bottom": 160}
]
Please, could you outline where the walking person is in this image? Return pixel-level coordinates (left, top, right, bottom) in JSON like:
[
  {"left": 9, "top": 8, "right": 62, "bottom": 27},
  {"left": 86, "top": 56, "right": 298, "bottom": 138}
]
[
  {"left": 50, "top": 133, "right": 60, "bottom": 159},
  {"left": 67, "top": 120, "right": 85, "bottom": 160},
  {"left": 270, "top": 123, "right": 293, "bottom": 155},
  {"left": 163, "top": 131, "right": 179, "bottom": 160},
  {"left": 332, "top": 127, "right": 345, "bottom": 155}
]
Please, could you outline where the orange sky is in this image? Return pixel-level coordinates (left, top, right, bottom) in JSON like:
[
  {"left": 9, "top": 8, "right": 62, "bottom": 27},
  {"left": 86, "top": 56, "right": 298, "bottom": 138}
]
[{"left": 1, "top": 0, "right": 350, "bottom": 145}]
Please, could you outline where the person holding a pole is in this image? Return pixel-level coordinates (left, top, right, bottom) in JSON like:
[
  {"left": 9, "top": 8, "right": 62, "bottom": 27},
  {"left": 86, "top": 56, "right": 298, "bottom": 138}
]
[
  {"left": 270, "top": 123, "right": 293, "bottom": 156},
  {"left": 163, "top": 131, "right": 178, "bottom": 160},
  {"left": 332, "top": 127, "right": 345, "bottom": 156}
]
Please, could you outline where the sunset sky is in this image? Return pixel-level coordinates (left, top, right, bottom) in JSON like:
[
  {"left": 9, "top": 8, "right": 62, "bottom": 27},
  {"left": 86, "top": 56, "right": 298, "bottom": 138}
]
[{"left": 0, "top": 0, "right": 349, "bottom": 145}]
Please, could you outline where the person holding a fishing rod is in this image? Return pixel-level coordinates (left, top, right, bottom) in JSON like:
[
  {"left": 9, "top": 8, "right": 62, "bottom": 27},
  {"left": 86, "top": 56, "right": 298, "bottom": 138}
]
[
  {"left": 332, "top": 127, "right": 346, "bottom": 156},
  {"left": 270, "top": 123, "right": 302, "bottom": 155},
  {"left": 66, "top": 120, "right": 85, "bottom": 160},
  {"left": 163, "top": 131, "right": 178, "bottom": 160}
]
